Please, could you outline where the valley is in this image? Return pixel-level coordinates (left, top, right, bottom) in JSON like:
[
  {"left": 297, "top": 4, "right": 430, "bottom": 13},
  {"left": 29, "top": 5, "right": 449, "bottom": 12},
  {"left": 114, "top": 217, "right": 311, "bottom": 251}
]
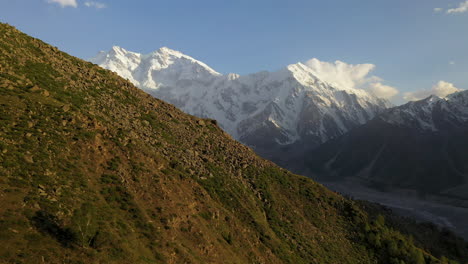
[{"left": 323, "top": 179, "right": 468, "bottom": 240}]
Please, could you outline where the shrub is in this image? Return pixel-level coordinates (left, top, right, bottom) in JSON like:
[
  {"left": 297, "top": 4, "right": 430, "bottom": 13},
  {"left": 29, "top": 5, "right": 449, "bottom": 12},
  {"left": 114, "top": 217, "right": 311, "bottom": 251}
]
[{"left": 70, "top": 203, "right": 99, "bottom": 248}]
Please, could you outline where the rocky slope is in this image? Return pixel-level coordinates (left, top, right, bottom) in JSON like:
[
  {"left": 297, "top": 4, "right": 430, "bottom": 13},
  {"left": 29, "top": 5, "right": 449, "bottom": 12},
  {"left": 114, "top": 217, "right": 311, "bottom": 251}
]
[
  {"left": 307, "top": 92, "right": 468, "bottom": 197},
  {"left": 1, "top": 23, "right": 467, "bottom": 264},
  {"left": 90, "top": 47, "right": 389, "bottom": 166}
]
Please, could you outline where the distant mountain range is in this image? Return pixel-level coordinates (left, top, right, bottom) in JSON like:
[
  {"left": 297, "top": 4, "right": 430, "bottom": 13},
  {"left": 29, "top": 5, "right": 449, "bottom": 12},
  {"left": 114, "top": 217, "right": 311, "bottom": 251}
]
[
  {"left": 307, "top": 91, "right": 468, "bottom": 198},
  {"left": 90, "top": 46, "right": 389, "bottom": 167}
]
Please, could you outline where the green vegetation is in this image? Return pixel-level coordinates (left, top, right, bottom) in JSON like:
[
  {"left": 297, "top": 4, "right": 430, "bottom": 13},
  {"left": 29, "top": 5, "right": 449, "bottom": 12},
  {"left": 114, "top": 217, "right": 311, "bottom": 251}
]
[
  {"left": 0, "top": 22, "right": 467, "bottom": 264},
  {"left": 363, "top": 214, "right": 431, "bottom": 264}
]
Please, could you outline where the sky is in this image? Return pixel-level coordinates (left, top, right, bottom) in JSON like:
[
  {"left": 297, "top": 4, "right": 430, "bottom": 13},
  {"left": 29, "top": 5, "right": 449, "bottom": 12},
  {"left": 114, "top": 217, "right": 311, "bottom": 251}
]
[{"left": 0, "top": 0, "right": 467, "bottom": 104}]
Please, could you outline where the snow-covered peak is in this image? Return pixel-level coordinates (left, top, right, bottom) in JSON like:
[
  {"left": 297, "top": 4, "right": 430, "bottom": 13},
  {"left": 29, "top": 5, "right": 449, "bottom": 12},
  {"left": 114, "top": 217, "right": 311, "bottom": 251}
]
[
  {"left": 90, "top": 46, "right": 141, "bottom": 84},
  {"left": 428, "top": 94, "right": 441, "bottom": 100},
  {"left": 90, "top": 46, "right": 223, "bottom": 89},
  {"left": 286, "top": 62, "right": 313, "bottom": 73},
  {"left": 153, "top": 47, "right": 191, "bottom": 60},
  {"left": 379, "top": 90, "right": 468, "bottom": 131},
  {"left": 444, "top": 90, "right": 468, "bottom": 122},
  {"left": 413, "top": 94, "right": 444, "bottom": 108},
  {"left": 91, "top": 46, "right": 390, "bottom": 150},
  {"left": 142, "top": 47, "right": 221, "bottom": 76},
  {"left": 447, "top": 90, "right": 468, "bottom": 102},
  {"left": 157, "top": 46, "right": 180, "bottom": 55},
  {"left": 110, "top": 45, "right": 129, "bottom": 55},
  {"left": 91, "top": 46, "right": 221, "bottom": 74}
]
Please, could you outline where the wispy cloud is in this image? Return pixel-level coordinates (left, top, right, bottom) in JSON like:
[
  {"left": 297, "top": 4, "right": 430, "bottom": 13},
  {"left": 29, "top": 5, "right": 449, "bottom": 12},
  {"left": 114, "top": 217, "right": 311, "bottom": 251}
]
[
  {"left": 433, "top": 7, "right": 443, "bottom": 13},
  {"left": 304, "top": 59, "right": 399, "bottom": 100},
  {"left": 368, "top": 83, "right": 399, "bottom": 100},
  {"left": 403, "top": 81, "right": 461, "bottom": 101},
  {"left": 447, "top": 1, "right": 468, "bottom": 14},
  {"left": 47, "top": 0, "right": 77, "bottom": 8},
  {"left": 449, "top": 61, "right": 456, "bottom": 65},
  {"left": 84, "top": 1, "right": 107, "bottom": 9}
]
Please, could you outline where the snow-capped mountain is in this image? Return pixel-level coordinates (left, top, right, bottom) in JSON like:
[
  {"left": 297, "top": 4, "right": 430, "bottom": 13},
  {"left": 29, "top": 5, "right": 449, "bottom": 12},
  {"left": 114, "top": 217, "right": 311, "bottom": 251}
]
[
  {"left": 379, "top": 92, "right": 468, "bottom": 131},
  {"left": 307, "top": 90, "right": 468, "bottom": 197},
  {"left": 91, "top": 46, "right": 221, "bottom": 89},
  {"left": 90, "top": 46, "right": 390, "bottom": 164}
]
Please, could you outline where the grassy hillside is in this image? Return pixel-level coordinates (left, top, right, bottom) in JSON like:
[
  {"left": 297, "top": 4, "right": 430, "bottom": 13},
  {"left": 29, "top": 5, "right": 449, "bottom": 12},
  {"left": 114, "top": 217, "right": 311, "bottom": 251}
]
[{"left": 0, "top": 23, "right": 466, "bottom": 264}]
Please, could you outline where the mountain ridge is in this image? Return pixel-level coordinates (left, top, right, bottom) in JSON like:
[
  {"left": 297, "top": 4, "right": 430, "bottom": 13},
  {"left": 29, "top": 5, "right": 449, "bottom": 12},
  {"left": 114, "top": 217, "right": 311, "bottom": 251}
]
[
  {"left": 307, "top": 90, "right": 468, "bottom": 197},
  {"left": 378, "top": 92, "right": 468, "bottom": 132},
  {"left": 90, "top": 46, "right": 390, "bottom": 167}
]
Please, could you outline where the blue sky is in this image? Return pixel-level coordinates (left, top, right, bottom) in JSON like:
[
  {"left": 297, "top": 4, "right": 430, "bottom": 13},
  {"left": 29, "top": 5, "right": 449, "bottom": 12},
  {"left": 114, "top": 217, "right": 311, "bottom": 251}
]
[{"left": 1, "top": 0, "right": 467, "bottom": 103}]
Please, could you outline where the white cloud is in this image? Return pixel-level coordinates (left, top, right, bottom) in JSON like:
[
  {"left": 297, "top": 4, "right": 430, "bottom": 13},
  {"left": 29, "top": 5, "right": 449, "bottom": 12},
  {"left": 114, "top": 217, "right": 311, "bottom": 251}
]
[
  {"left": 84, "top": 1, "right": 107, "bottom": 9},
  {"left": 449, "top": 61, "right": 456, "bottom": 65},
  {"left": 447, "top": 1, "right": 468, "bottom": 14},
  {"left": 47, "top": 0, "right": 77, "bottom": 8},
  {"left": 304, "top": 58, "right": 399, "bottom": 100},
  {"left": 368, "top": 83, "right": 399, "bottom": 99},
  {"left": 403, "top": 81, "right": 462, "bottom": 101},
  {"left": 434, "top": 7, "right": 443, "bottom": 13}
]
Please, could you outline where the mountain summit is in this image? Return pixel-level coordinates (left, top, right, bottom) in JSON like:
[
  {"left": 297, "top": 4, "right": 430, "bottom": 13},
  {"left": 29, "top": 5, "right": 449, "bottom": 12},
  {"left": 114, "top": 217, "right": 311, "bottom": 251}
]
[
  {"left": 91, "top": 46, "right": 220, "bottom": 89},
  {"left": 91, "top": 47, "right": 390, "bottom": 167},
  {"left": 379, "top": 92, "right": 468, "bottom": 132}
]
